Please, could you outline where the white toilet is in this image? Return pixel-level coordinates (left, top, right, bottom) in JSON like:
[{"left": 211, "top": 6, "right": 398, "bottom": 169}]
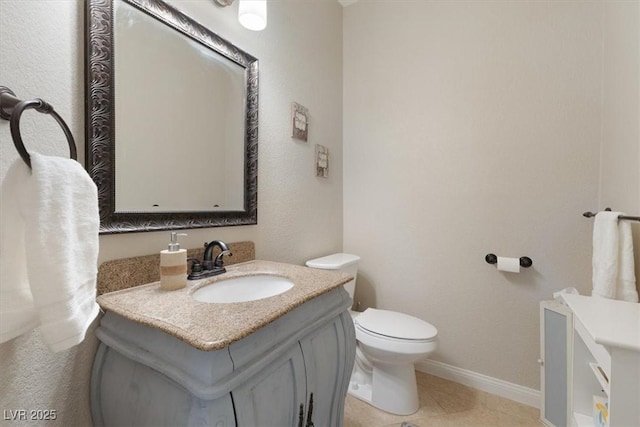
[{"left": 306, "top": 253, "right": 438, "bottom": 416}]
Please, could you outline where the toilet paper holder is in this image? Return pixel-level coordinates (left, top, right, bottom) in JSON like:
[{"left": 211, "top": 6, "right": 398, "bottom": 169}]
[{"left": 485, "top": 254, "right": 533, "bottom": 268}]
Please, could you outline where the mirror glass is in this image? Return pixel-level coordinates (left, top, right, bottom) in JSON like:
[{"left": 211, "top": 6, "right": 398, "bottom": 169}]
[
  {"left": 86, "top": 0, "right": 258, "bottom": 233},
  {"left": 115, "top": 0, "right": 245, "bottom": 212}
]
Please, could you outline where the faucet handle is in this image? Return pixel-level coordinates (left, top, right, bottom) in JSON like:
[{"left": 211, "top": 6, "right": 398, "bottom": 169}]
[
  {"left": 214, "top": 250, "right": 232, "bottom": 268},
  {"left": 187, "top": 257, "right": 203, "bottom": 273}
]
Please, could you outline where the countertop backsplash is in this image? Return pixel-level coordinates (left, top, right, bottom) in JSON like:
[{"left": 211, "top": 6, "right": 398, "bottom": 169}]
[{"left": 97, "top": 241, "right": 256, "bottom": 295}]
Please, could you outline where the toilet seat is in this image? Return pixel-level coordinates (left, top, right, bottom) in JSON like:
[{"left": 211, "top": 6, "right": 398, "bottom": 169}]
[
  {"left": 356, "top": 325, "right": 434, "bottom": 345},
  {"left": 355, "top": 308, "right": 437, "bottom": 341},
  {"left": 354, "top": 322, "right": 438, "bottom": 364}
]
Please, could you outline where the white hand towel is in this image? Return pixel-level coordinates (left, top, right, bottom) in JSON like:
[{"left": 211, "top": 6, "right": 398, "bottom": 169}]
[
  {"left": 592, "top": 211, "right": 638, "bottom": 302},
  {"left": 616, "top": 218, "right": 638, "bottom": 302},
  {"left": 0, "top": 153, "right": 100, "bottom": 351},
  {"left": 0, "top": 159, "right": 39, "bottom": 340}
]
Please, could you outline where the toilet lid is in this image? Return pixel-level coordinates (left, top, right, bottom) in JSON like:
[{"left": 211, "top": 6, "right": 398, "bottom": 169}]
[
  {"left": 306, "top": 253, "right": 360, "bottom": 269},
  {"left": 355, "top": 308, "right": 437, "bottom": 341}
]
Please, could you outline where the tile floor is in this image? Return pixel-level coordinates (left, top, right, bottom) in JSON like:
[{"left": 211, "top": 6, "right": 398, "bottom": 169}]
[{"left": 344, "top": 371, "right": 542, "bottom": 427}]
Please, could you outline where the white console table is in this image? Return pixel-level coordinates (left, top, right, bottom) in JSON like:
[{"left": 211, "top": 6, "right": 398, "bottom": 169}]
[{"left": 540, "top": 295, "right": 640, "bottom": 427}]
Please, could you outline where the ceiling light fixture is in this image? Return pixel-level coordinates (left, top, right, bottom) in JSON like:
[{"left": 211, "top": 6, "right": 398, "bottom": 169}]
[
  {"left": 238, "top": 0, "right": 267, "bottom": 31},
  {"left": 214, "top": 0, "right": 267, "bottom": 32}
]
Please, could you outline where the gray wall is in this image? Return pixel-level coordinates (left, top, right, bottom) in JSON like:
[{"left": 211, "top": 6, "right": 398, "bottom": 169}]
[{"left": 343, "top": 0, "right": 639, "bottom": 390}]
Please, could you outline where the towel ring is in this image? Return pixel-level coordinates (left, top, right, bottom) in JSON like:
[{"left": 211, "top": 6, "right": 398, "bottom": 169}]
[{"left": 9, "top": 98, "right": 77, "bottom": 169}]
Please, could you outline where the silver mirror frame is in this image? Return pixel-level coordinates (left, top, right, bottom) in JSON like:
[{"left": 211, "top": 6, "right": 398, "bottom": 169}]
[{"left": 86, "top": 0, "right": 258, "bottom": 234}]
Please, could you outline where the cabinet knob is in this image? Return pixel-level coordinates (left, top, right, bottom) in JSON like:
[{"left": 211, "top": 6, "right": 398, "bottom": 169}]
[{"left": 538, "top": 359, "right": 544, "bottom": 366}]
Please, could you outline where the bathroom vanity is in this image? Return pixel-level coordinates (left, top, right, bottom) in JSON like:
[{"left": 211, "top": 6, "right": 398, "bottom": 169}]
[
  {"left": 91, "top": 261, "right": 356, "bottom": 427},
  {"left": 540, "top": 295, "right": 640, "bottom": 427}
]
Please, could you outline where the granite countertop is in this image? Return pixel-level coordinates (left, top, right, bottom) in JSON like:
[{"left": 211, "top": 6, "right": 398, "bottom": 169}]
[{"left": 96, "top": 260, "right": 352, "bottom": 351}]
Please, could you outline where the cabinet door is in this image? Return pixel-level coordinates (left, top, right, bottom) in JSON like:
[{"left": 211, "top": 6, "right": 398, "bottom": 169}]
[
  {"left": 231, "top": 345, "right": 306, "bottom": 427},
  {"left": 540, "top": 301, "right": 572, "bottom": 427},
  {"left": 299, "top": 312, "right": 356, "bottom": 427}
]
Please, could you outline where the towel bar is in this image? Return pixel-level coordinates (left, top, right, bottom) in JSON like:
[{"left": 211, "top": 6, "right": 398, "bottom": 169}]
[
  {"left": 0, "top": 85, "right": 77, "bottom": 169},
  {"left": 583, "top": 209, "right": 640, "bottom": 222}
]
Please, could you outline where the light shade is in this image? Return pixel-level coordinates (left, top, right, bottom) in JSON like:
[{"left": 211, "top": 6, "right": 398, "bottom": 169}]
[{"left": 238, "top": 0, "right": 267, "bottom": 31}]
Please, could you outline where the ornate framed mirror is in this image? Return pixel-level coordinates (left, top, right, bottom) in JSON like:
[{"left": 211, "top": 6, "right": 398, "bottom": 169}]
[{"left": 86, "top": 0, "right": 258, "bottom": 234}]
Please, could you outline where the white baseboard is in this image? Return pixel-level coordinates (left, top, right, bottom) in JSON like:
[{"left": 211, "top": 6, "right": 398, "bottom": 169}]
[{"left": 415, "top": 359, "right": 540, "bottom": 409}]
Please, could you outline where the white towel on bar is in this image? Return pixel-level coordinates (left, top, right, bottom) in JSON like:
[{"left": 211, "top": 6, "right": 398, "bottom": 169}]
[
  {"left": 592, "top": 211, "right": 638, "bottom": 302},
  {"left": 0, "top": 153, "right": 100, "bottom": 351}
]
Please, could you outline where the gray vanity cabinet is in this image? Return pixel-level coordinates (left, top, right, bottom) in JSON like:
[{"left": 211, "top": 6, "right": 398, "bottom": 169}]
[{"left": 91, "top": 287, "right": 355, "bottom": 427}]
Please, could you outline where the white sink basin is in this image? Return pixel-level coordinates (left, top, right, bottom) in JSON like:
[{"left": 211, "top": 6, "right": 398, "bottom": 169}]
[{"left": 192, "top": 274, "right": 294, "bottom": 303}]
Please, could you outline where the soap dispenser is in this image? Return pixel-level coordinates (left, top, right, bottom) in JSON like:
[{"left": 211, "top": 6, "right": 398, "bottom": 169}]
[{"left": 160, "top": 232, "right": 187, "bottom": 291}]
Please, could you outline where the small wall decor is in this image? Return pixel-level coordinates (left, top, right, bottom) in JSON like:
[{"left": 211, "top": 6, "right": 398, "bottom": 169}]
[
  {"left": 291, "top": 102, "right": 309, "bottom": 142},
  {"left": 315, "top": 144, "right": 329, "bottom": 177}
]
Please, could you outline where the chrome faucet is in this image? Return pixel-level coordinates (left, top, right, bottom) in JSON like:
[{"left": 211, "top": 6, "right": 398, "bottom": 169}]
[{"left": 187, "top": 240, "right": 233, "bottom": 280}]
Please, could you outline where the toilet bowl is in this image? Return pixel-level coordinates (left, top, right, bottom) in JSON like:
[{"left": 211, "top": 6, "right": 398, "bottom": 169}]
[{"left": 306, "top": 254, "right": 438, "bottom": 416}]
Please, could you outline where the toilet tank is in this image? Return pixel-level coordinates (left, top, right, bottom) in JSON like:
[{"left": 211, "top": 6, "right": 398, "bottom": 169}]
[{"left": 305, "top": 253, "right": 360, "bottom": 300}]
